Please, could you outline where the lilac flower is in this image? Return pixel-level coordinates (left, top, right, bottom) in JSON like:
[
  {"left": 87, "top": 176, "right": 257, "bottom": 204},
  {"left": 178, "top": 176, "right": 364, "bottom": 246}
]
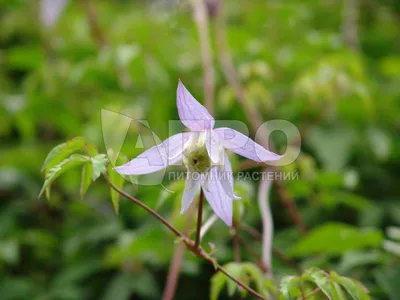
[{"left": 115, "top": 81, "right": 281, "bottom": 226}]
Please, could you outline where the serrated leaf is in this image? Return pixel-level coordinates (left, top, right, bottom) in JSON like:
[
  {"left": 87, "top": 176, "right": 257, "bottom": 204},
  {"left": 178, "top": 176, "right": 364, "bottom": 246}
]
[
  {"left": 210, "top": 271, "right": 227, "bottom": 300},
  {"left": 280, "top": 276, "right": 301, "bottom": 300},
  {"left": 91, "top": 154, "right": 108, "bottom": 181},
  {"left": 80, "top": 164, "right": 92, "bottom": 200},
  {"left": 225, "top": 263, "right": 243, "bottom": 297},
  {"left": 39, "top": 154, "right": 90, "bottom": 199},
  {"left": 330, "top": 272, "right": 370, "bottom": 300},
  {"left": 304, "top": 267, "right": 333, "bottom": 300},
  {"left": 332, "top": 282, "right": 347, "bottom": 300},
  {"left": 288, "top": 223, "right": 383, "bottom": 257},
  {"left": 42, "top": 137, "right": 86, "bottom": 173},
  {"left": 242, "top": 263, "right": 270, "bottom": 296},
  {"left": 107, "top": 164, "right": 125, "bottom": 215}
]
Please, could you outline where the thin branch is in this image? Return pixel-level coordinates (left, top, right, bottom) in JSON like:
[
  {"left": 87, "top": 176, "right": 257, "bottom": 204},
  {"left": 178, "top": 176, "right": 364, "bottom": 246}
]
[
  {"left": 81, "top": 0, "right": 106, "bottom": 47},
  {"left": 241, "top": 223, "right": 303, "bottom": 273},
  {"left": 194, "top": 189, "right": 205, "bottom": 249},
  {"left": 190, "top": 0, "right": 215, "bottom": 114},
  {"left": 258, "top": 170, "right": 274, "bottom": 274},
  {"left": 232, "top": 223, "right": 241, "bottom": 262},
  {"left": 200, "top": 214, "right": 218, "bottom": 240},
  {"left": 303, "top": 287, "right": 321, "bottom": 299},
  {"left": 214, "top": 0, "right": 306, "bottom": 235},
  {"left": 104, "top": 174, "right": 267, "bottom": 300},
  {"left": 216, "top": 265, "right": 267, "bottom": 300},
  {"left": 104, "top": 175, "right": 184, "bottom": 238},
  {"left": 236, "top": 234, "right": 269, "bottom": 273},
  {"left": 275, "top": 180, "right": 306, "bottom": 235},
  {"left": 214, "top": 0, "right": 267, "bottom": 144},
  {"left": 162, "top": 242, "right": 186, "bottom": 300}
]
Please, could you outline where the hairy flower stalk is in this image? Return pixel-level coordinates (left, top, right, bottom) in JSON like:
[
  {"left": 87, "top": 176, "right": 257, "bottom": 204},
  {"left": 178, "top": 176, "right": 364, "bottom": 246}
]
[{"left": 115, "top": 81, "right": 282, "bottom": 226}]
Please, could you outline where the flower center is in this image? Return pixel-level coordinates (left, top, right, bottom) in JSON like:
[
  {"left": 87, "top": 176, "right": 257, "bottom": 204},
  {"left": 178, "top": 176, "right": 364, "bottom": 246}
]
[{"left": 183, "top": 133, "right": 211, "bottom": 173}]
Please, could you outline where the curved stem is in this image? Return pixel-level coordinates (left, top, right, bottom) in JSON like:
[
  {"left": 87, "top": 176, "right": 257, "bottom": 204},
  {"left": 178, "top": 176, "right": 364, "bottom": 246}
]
[
  {"left": 200, "top": 214, "right": 218, "bottom": 240},
  {"left": 104, "top": 174, "right": 184, "bottom": 238},
  {"left": 162, "top": 242, "right": 185, "bottom": 300},
  {"left": 258, "top": 170, "right": 273, "bottom": 274},
  {"left": 194, "top": 189, "right": 205, "bottom": 249},
  {"left": 104, "top": 174, "right": 267, "bottom": 300}
]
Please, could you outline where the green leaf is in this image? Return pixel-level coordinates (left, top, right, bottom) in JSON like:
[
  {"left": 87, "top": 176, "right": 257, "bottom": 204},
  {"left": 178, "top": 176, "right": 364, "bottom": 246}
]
[
  {"left": 42, "top": 137, "right": 86, "bottom": 173},
  {"left": 304, "top": 267, "right": 333, "bottom": 299},
  {"left": 374, "top": 267, "right": 400, "bottom": 300},
  {"left": 242, "top": 263, "right": 275, "bottom": 297},
  {"left": 331, "top": 272, "right": 370, "bottom": 300},
  {"left": 280, "top": 276, "right": 301, "bottom": 300},
  {"left": 80, "top": 163, "right": 93, "bottom": 200},
  {"left": 107, "top": 164, "right": 125, "bottom": 215},
  {"left": 225, "top": 263, "right": 243, "bottom": 297},
  {"left": 91, "top": 154, "right": 108, "bottom": 181},
  {"left": 39, "top": 154, "right": 90, "bottom": 199},
  {"left": 288, "top": 223, "right": 383, "bottom": 257},
  {"left": 332, "top": 282, "right": 347, "bottom": 300},
  {"left": 308, "top": 126, "right": 355, "bottom": 171},
  {"left": 210, "top": 271, "right": 227, "bottom": 300}
]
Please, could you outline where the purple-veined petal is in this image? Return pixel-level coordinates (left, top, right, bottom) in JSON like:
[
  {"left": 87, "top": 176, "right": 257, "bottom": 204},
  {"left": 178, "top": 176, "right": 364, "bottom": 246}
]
[
  {"left": 215, "top": 127, "right": 282, "bottom": 162},
  {"left": 219, "top": 152, "right": 241, "bottom": 200},
  {"left": 201, "top": 167, "right": 233, "bottom": 226},
  {"left": 180, "top": 172, "right": 202, "bottom": 213},
  {"left": 177, "top": 81, "right": 214, "bottom": 131},
  {"left": 206, "top": 130, "right": 223, "bottom": 164},
  {"left": 115, "top": 132, "right": 191, "bottom": 175}
]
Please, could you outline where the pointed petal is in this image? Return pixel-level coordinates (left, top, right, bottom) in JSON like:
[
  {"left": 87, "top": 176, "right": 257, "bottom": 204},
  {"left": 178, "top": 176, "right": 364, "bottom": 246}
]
[
  {"left": 177, "top": 80, "right": 214, "bottom": 131},
  {"left": 206, "top": 130, "right": 223, "bottom": 164},
  {"left": 215, "top": 127, "right": 282, "bottom": 162},
  {"left": 219, "top": 152, "right": 241, "bottom": 200},
  {"left": 202, "top": 168, "right": 233, "bottom": 226},
  {"left": 180, "top": 172, "right": 201, "bottom": 213},
  {"left": 115, "top": 132, "right": 191, "bottom": 175}
]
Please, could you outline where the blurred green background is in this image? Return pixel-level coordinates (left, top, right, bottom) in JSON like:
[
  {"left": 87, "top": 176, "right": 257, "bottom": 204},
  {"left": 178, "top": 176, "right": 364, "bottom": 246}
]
[{"left": 1, "top": 0, "right": 400, "bottom": 299}]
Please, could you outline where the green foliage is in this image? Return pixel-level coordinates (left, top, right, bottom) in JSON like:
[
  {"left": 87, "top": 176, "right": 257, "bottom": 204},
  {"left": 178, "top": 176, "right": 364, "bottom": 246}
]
[
  {"left": 288, "top": 223, "right": 383, "bottom": 257},
  {"left": 211, "top": 262, "right": 277, "bottom": 300},
  {"left": 279, "top": 268, "right": 370, "bottom": 300},
  {"left": 1, "top": 0, "right": 400, "bottom": 299}
]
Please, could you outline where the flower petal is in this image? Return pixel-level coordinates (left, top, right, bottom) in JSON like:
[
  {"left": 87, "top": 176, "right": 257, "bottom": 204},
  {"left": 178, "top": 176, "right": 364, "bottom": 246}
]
[
  {"left": 215, "top": 127, "right": 282, "bottom": 162},
  {"left": 115, "top": 132, "right": 191, "bottom": 175},
  {"left": 202, "top": 167, "right": 233, "bottom": 226},
  {"left": 219, "top": 152, "right": 241, "bottom": 200},
  {"left": 206, "top": 130, "right": 223, "bottom": 164},
  {"left": 180, "top": 172, "right": 202, "bottom": 213},
  {"left": 177, "top": 80, "right": 214, "bottom": 131}
]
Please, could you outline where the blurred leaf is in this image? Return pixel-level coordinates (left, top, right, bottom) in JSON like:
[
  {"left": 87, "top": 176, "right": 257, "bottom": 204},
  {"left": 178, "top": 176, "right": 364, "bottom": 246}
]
[
  {"left": 280, "top": 276, "right": 301, "bottom": 300},
  {"left": 308, "top": 126, "right": 355, "bottom": 171},
  {"left": 367, "top": 127, "right": 391, "bottom": 161},
  {"left": 288, "top": 223, "right": 383, "bottom": 257},
  {"left": 102, "top": 273, "right": 135, "bottom": 300},
  {"left": 80, "top": 163, "right": 92, "bottom": 200},
  {"left": 39, "top": 154, "right": 90, "bottom": 199},
  {"left": 375, "top": 268, "right": 400, "bottom": 300},
  {"left": 107, "top": 164, "right": 125, "bottom": 215},
  {"left": 210, "top": 269, "right": 226, "bottom": 300},
  {"left": 303, "top": 267, "right": 333, "bottom": 299},
  {"left": 41, "top": 137, "right": 86, "bottom": 173},
  {"left": 225, "top": 263, "right": 242, "bottom": 297},
  {"left": 0, "top": 239, "right": 19, "bottom": 264},
  {"left": 330, "top": 272, "right": 370, "bottom": 300}
]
